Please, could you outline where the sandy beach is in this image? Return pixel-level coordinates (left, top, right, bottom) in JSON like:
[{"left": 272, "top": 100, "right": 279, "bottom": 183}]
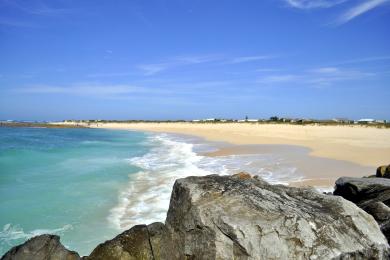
[
  {"left": 78, "top": 122, "right": 390, "bottom": 166},
  {"left": 56, "top": 122, "right": 390, "bottom": 187}
]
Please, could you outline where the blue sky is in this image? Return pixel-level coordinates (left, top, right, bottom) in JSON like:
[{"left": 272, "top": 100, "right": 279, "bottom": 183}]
[{"left": 0, "top": 0, "right": 389, "bottom": 120}]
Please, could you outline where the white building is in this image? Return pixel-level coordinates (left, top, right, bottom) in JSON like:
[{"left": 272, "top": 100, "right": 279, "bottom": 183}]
[{"left": 357, "top": 119, "right": 375, "bottom": 124}]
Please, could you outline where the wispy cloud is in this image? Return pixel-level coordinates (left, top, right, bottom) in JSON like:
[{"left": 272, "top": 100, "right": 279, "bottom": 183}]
[
  {"left": 4, "top": 0, "right": 72, "bottom": 16},
  {"left": 228, "top": 55, "right": 275, "bottom": 64},
  {"left": 257, "top": 67, "right": 373, "bottom": 86},
  {"left": 258, "top": 74, "right": 301, "bottom": 83},
  {"left": 137, "top": 55, "right": 220, "bottom": 76},
  {"left": 333, "top": 55, "right": 390, "bottom": 65},
  {"left": 137, "top": 54, "right": 276, "bottom": 75},
  {"left": 284, "top": 0, "right": 347, "bottom": 9},
  {"left": 86, "top": 72, "right": 133, "bottom": 78},
  {"left": 15, "top": 83, "right": 147, "bottom": 97},
  {"left": 0, "top": 19, "right": 36, "bottom": 28},
  {"left": 337, "top": 0, "right": 390, "bottom": 24},
  {"left": 137, "top": 63, "right": 173, "bottom": 76},
  {"left": 256, "top": 68, "right": 281, "bottom": 73}
]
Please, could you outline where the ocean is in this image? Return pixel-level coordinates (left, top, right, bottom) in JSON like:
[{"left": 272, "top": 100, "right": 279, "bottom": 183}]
[{"left": 0, "top": 127, "right": 320, "bottom": 256}]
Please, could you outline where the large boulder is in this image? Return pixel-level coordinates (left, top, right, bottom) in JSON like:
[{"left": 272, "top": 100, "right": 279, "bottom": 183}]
[
  {"left": 334, "top": 176, "right": 390, "bottom": 243},
  {"left": 165, "top": 174, "right": 389, "bottom": 259},
  {"left": 1, "top": 234, "right": 80, "bottom": 260},
  {"left": 377, "top": 165, "right": 390, "bottom": 178}
]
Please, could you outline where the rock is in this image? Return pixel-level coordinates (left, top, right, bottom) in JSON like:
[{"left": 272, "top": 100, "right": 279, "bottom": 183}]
[
  {"left": 334, "top": 177, "right": 390, "bottom": 204},
  {"left": 334, "top": 176, "right": 390, "bottom": 243},
  {"left": 4, "top": 175, "right": 390, "bottom": 260},
  {"left": 86, "top": 222, "right": 177, "bottom": 260},
  {"left": 1, "top": 234, "right": 80, "bottom": 260},
  {"left": 377, "top": 165, "right": 390, "bottom": 178},
  {"left": 165, "top": 174, "right": 389, "bottom": 259}
]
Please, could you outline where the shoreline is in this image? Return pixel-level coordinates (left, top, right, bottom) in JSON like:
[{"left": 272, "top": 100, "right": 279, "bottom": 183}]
[
  {"left": 59, "top": 122, "right": 390, "bottom": 167},
  {"left": 203, "top": 143, "right": 373, "bottom": 190}
]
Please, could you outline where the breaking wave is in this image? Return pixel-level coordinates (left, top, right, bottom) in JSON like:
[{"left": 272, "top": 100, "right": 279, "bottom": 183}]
[{"left": 108, "top": 133, "right": 302, "bottom": 230}]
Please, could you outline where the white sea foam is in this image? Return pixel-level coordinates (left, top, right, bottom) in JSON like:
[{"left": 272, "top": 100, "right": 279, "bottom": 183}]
[
  {"left": 0, "top": 223, "right": 73, "bottom": 247},
  {"left": 108, "top": 133, "right": 303, "bottom": 230}
]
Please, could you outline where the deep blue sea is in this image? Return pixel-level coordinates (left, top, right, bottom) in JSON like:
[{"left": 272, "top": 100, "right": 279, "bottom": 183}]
[{"left": 0, "top": 127, "right": 317, "bottom": 256}]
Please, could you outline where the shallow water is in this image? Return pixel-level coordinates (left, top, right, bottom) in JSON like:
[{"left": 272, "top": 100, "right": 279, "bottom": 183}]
[{"left": 0, "top": 127, "right": 149, "bottom": 256}]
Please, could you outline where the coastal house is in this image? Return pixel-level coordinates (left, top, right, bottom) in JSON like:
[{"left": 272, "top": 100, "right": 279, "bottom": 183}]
[
  {"left": 357, "top": 119, "right": 375, "bottom": 124},
  {"left": 332, "top": 118, "right": 353, "bottom": 124}
]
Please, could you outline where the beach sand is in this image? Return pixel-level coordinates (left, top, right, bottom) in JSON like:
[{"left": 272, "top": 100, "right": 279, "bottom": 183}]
[
  {"left": 80, "top": 122, "right": 390, "bottom": 166},
  {"left": 57, "top": 122, "right": 390, "bottom": 187}
]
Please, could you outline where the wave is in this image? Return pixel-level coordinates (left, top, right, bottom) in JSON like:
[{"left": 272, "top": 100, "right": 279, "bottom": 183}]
[
  {"left": 0, "top": 223, "right": 73, "bottom": 250},
  {"left": 108, "top": 133, "right": 303, "bottom": 230}
]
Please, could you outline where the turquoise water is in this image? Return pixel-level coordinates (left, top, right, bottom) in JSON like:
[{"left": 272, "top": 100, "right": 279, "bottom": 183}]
[
  {"left": 0, "top": 126, "right": 322, "bottom": 257},
  {"left": 0, "top": 127, "right": 150, "bottom": 256}
]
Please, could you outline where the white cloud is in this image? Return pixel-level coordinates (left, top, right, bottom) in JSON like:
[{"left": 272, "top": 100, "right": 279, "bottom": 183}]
[
  {"left": 284, "top": 0, "right": 347, "bottom": 9},
  {"left": 338, "top": 0, "right": 390, "bottom": 24}
]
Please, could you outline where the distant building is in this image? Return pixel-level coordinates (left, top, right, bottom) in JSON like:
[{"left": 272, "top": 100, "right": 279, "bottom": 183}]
[
  {"left": 332, "top": 118, "right": 353, "bottom": 123},
  {"left": 357, "top": 119, "right": 375, "bottom": 124}
]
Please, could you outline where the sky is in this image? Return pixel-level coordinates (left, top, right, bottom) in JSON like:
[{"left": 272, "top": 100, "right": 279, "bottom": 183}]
[{"left": 0, "top": 0, "right": 389, "bottom": 121}]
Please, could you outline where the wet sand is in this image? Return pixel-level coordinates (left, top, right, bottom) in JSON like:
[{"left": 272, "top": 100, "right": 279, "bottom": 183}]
[{"left": 204, "top": 144, "right": 374, "bottom": 189}]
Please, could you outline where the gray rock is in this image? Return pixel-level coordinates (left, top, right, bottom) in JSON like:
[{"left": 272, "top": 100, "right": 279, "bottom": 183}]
[
  {"left": 165, "top": 174, "right": 389, "bottom": 259},
  {"left": 334, "top": 176, "right": 390, "bottom": 243},
  {"left": 86, "top": 222, "right": 177, "bottom": 260},
  {"left": 1, "top": 234, "right": 80, "bottom": 260}
]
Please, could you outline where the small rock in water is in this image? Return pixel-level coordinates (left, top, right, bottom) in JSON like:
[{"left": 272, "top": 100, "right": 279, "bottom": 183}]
[{"left": 377, "top": 164, "right": 390, "bottom": 178}]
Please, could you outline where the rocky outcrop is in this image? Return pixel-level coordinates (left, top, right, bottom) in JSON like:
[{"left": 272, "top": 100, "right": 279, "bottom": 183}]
[
  {"left": 165, "top": 174, "right": 389, "bottom": 259},
  {"left": 3, "top": 174, "right": 390, "bottom": 259},
  {"left": 377, "top": 165, "right": 390, "bottom": 178},
  {"left": 1, "top": 234, "right": 80, "bottom": 260},
  {"left": 334, "top": 176, "right": 390, "bottom": 243}
]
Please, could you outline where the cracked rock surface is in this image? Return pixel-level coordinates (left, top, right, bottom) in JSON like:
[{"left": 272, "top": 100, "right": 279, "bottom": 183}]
[{"left": 166, "top": 174, "right": 389, "bottom": 259}]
